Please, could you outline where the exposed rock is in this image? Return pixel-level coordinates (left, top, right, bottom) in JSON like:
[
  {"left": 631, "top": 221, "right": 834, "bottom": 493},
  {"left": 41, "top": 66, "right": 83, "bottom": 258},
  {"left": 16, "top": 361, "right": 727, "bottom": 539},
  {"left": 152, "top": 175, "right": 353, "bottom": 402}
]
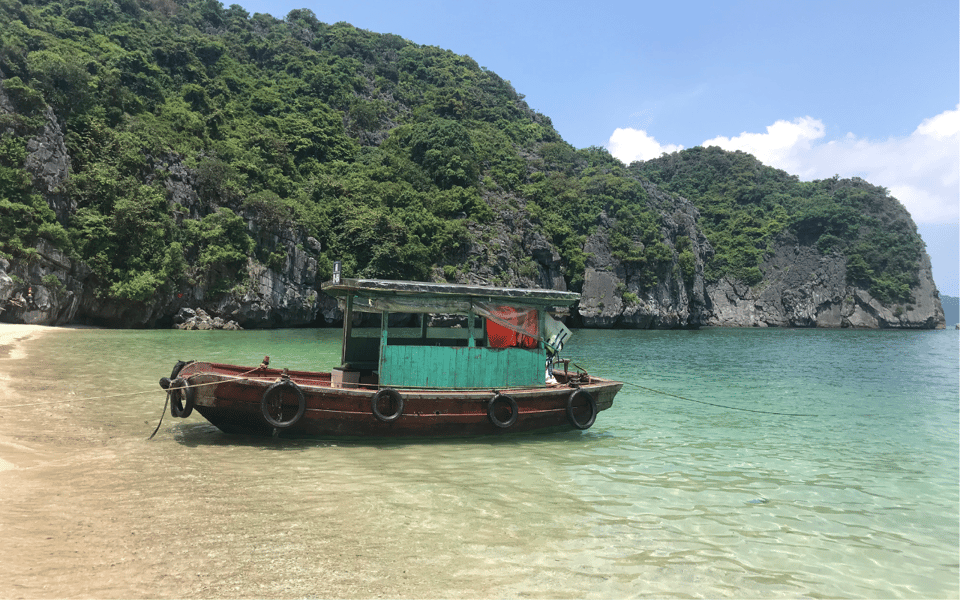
[
  {"left": 0, "top": 77, "right": 73, "bottom": 225},
  {"left": 579, "top": 267, "right": 623, "bottom": 328},
  {"left": 0, "top": 258, "right": 14, "bottom": 305},
  {"left": 212, "top": 219, "right": 320, "bottom": 329},
  {"left": 0, "top": 240, "right": 88, "bottom": 326},
  {"left": 578, "top": 182, "right": 713, "bottom": 329},
  {"left": 703, "top": 231, "right": 945, "bottom": 329},
  {"left": 149, "top": 154, "right": 203, "bottom": 221},
  {"left": 460, "top": 193, "right": 566, "bottom": 289},
  {"left": 23, "top": 106, "right": 73, "bottom": 224},
  {"left": 173, "top": 306, "right": 242, "bottom": 330}
]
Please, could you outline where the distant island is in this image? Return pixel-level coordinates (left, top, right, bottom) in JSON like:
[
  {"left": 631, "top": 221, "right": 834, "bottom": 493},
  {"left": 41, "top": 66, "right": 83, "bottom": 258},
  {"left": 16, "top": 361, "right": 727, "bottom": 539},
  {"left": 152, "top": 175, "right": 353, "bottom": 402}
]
[
  {"left": 0, "top": 0, "right": 944, "bottom": 330},
  {"left": 941, "top": 295, "right": 959, "bottom": 327}
]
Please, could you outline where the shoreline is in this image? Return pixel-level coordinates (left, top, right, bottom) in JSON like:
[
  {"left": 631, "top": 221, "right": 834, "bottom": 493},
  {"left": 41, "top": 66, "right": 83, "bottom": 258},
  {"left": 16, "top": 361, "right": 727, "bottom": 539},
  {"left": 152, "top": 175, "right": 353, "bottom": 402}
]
[
  {"left": 0, "top": 324, "right": 93, "bottom": 472},
  {"left": 0, "top": 323, "right": 56, "bottom": 360},
  {"left": 0, "top": 324, "right": 60, "bottom": 473}
]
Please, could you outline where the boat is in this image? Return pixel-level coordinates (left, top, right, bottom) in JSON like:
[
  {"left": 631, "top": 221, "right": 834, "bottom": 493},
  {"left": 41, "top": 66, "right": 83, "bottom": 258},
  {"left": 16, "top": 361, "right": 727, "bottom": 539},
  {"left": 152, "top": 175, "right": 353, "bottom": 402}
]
[{"left": 159, "top": 275, "right": 622, "bottom": 439}]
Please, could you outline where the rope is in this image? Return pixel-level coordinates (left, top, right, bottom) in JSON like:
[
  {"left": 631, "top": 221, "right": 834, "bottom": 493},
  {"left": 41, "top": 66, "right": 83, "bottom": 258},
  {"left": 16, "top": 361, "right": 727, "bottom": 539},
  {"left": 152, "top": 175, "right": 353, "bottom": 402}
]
[
  {"left": 144, "top": 365, "right": 271, "bottom": 439},
  {"left": 569, "top": 360, "right": 817, "bottom": 418},
  {"left": 147, "top": 391, "right": 169, "bottom": 440},
  {"left": 623, "top": 380, "right": 817, "bottom": 417},
  {"left": 0, "top": 366, "right": 272, "bottom": 409},
  {"left": 0, "top": 387, "right": 162, "bottom": 408}
]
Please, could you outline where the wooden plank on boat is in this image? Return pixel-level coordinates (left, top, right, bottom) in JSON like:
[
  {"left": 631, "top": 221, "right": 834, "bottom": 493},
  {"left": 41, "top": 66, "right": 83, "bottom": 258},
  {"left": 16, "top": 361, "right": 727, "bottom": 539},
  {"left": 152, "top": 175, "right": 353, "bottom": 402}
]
[
  {"left": 322, "top": 278, "right": 580, "bottom": 309},
  {"left": 379, "top": 345, "right": 544, "bottom": 388}
]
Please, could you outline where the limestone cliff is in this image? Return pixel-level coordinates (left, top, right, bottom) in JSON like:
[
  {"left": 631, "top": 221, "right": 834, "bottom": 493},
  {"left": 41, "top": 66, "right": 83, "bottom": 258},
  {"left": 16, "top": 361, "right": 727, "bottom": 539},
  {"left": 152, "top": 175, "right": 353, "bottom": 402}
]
[
  {"left": 575, "top": 182, "right": 713, "bottom": 329},
  {"left": 703, "top": 231, "right": 944, "bottom": 328},
  {"left": 0, "top": 40, "right": 944, "bottom": 331},
  {"left": 0, "top": 80, "right": 322, "bottom": 328},
  {"left": 0, "top": 104, "right": 943, "bottom": 330}
]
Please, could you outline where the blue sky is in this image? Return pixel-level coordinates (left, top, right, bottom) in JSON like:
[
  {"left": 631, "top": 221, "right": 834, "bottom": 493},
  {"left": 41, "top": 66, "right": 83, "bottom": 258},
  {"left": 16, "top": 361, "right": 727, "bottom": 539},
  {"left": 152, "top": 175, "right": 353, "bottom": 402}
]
[{"left": 235, "top": 0, "right": 959, "bottom": 296}]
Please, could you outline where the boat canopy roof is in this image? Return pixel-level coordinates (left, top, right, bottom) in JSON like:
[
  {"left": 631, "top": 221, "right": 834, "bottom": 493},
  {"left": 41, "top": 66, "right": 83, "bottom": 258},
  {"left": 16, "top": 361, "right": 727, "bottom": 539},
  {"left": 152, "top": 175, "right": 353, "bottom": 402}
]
[{"left": 322, "top": 278, "right": 579, "bottom": 314}]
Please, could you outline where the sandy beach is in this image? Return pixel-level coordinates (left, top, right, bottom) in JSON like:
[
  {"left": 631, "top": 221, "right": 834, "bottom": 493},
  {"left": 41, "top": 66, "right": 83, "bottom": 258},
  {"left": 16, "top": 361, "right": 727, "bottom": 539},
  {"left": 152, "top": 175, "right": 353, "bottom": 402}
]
[
  {"left": 0, "top": 324, "right": 453, "bottom": 599},
  {"left": 0, "top": 324, "right": 58, "bottom": 472},
  {"left": 0, "top": 323, "right": 52, "bottom": 360},
  {"left": 0, "top": 324, "right": 162, "bottom": 599}
]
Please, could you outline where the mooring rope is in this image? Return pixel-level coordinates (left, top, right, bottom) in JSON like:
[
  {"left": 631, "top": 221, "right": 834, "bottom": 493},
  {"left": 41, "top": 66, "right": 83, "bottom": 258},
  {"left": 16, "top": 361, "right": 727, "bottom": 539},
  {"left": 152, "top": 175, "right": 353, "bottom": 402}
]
[
  {"left": 147, "top": 391, "right": 169, "bottom": 440},
  {"left": 0, "top": 366, "right": 272, "bottom": 410},
  {"left": 568, "top": 360, "right": 817, "bottom": 418},
  {"left": 2, "top": 361, "right": 816, "bottom": 423},
  {"left": 621, "top": 380, "right": 817, "bottom": 417},
  {"left": 0, "top": 387, "right": 171, "bottom": 408}
]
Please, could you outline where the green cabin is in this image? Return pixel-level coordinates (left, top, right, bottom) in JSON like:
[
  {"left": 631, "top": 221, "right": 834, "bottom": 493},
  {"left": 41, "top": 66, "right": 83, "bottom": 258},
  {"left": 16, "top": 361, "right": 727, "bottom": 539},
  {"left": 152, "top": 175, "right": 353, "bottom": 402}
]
[{"left": 321, "top": 279, "right": 578, "bottom": 390}]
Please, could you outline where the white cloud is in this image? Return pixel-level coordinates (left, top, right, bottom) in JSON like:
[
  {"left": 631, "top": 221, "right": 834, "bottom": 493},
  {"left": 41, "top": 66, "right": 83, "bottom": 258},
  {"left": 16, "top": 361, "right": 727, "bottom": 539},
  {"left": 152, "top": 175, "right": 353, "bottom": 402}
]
[
  {"left": 916, "top": 106, "right": 960, "bottom": 139},
  {"left": 702, "top": 117, "right": 826, "bottom": 175},
  {"left": 609, "top": 106, "right": 960, "bottom": 225},
  {"left": 607, "top": 127, "right": 683, "bottom": 163},
  {"left": 701, "top": 106, "right": 960, "bottom": 225}
]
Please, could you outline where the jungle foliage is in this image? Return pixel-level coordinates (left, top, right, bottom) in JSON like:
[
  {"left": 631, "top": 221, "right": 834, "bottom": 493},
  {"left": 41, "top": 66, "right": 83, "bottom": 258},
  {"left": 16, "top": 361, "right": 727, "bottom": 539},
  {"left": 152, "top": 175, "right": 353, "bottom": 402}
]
[
  {"left": 0, "top": 0, "right": 928, "bottom": 307},
  {"left": 633, "top": 147, "right": 924, "bottom": 304},
  {"left": 0, "top": 0, "right": 675, "bottom": 298}
]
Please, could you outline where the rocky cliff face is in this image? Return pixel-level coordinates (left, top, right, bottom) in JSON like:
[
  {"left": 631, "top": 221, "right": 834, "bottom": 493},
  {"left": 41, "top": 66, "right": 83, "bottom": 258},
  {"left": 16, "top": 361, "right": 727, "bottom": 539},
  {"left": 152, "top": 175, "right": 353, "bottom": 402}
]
[
  {"left": 0, "top": 81, "right": 322, "bottom": 328},
  {"left": 209, "top": 221, "right": 321, "bottom": 328},
  {"left": 418, "top": 181, "right": 715, "bottom": 330},
  {"left": 0, "top": 80, "right": 87, "bottom": 326},
  {"left": 0, "top": 240, "right": 88, "bottom": 326},
  {"left": 432, "top": 180, "right": 943, "bottom": 330},
  {"left": 460, "top": 192, "right": 568, "bottom": 291},
  {"left": 0, "top": 81, "right": 944, "bottom": 330},
  {"left": 703, "top": 231, "right": 944, "bottom": 328},
  {"left": 577, "top": 183, "right": 713, "bottom": 328}
]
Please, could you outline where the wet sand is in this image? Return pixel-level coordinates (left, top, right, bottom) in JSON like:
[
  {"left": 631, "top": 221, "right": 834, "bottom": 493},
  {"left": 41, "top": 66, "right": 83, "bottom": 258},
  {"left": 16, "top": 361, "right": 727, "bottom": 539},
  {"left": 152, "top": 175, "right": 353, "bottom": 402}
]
[
  {"left": 0, "top": 324, "right": 125, "bottom": 598},
  {"left": 0, "top": 324, "right": 59, "bottom": 472},
  {"left": 0, "top": 325, "right": 464, "bottom": 599}
]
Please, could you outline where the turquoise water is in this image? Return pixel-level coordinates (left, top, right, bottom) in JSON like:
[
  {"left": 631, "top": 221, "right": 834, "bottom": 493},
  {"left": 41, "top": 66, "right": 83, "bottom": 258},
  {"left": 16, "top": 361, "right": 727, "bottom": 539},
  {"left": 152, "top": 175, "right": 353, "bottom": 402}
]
[{"left": 4, "top": 327, "right": 958, "bottom": 598}]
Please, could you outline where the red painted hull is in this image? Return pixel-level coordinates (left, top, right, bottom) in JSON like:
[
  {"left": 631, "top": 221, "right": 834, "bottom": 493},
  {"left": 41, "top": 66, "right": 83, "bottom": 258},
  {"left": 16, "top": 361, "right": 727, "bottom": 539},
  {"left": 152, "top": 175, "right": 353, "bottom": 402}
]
[{"left": 170, "top": 361, "right": 622, "bottom": 439}]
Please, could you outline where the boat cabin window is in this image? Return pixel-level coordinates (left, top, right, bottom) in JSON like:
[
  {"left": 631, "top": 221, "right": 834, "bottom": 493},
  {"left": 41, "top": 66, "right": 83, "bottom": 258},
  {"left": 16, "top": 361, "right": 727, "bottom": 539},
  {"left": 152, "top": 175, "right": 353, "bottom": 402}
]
[{"left": 343, "top": 310, "right": 539, "bottom": 354}]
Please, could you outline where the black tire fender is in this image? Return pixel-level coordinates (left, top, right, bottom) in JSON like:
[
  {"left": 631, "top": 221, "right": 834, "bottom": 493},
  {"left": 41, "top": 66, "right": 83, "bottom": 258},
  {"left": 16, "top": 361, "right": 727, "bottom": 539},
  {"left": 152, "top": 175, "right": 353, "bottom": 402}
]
[
  {"left": 371, "top": 388, "right": 403, "bottom": 423},
  {"left": 566, "top": 388, "right": 597, "bottom": 430},
  {"left": 169, "top": 360, "right": 193, "bottom": 380},
  {"left": 261, "top": 380, "right": 306, "bottom": 429},
  {"left": 487, "top": 393, "right": 518, "bottom": 428},
  {"left": 168, "top": 377, "right": 196, "bottom": 419}
]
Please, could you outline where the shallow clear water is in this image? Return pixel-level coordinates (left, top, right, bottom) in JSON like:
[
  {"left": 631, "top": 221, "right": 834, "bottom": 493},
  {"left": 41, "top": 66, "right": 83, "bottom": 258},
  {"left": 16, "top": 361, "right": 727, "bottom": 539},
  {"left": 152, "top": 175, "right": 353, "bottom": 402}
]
[{"left": 2, "top": 327, "right": 957, "bottom": 598}]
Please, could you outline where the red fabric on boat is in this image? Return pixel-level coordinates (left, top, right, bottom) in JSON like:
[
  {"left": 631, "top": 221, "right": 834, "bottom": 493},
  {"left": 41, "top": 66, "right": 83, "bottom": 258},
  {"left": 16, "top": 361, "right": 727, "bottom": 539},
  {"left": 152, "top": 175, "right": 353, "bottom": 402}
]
[{"left": 486, "top": 306, "right": 538, "bottom": 348}]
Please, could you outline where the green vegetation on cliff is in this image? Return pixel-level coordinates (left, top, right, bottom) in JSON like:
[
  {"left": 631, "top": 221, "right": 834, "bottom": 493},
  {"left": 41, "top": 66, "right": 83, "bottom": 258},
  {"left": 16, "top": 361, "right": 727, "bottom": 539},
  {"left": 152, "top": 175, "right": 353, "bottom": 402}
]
[
  {"left": 0, "top": 0, "right": 674, "bottom": 299},
  {"left": 0, "top": 0, "right": 929, "bottom": 315},
  {"left": 633, "top": 147, "right": 924, "bottom": 303}
]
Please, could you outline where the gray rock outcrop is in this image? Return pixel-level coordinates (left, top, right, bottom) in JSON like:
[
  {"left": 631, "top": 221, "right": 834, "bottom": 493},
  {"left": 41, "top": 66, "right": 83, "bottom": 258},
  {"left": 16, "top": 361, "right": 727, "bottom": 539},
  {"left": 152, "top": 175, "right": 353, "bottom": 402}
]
[
  {"left": 0, "top": 76, "right": 944, "bottom": 330},
  {"left": 173, "top": 307, "right": 242, "bottom": 330},
  {"left": 703, "top": 231, "right": 944, "bottom": 329},
  {"left": 23, "top": 106, "right": 73, "bottom": 224},
  {"left": 0, "top": 240, "right": 88, "bottom": 325},
  {"left": 461, "top": 193, "right": 567, "bottom": 291},
  {"left": 209, "top": 225, "right": 320, "bottom": 329},
  {"left": 578, "top": 184, "right": 713, "bottom": 328}
]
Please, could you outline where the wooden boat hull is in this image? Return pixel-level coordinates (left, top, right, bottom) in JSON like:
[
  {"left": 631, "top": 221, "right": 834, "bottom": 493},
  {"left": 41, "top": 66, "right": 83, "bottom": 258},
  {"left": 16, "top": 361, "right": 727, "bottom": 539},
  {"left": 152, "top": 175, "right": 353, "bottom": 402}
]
[{"left": 168, "top": 361, "right": 621, "bottom": 439}]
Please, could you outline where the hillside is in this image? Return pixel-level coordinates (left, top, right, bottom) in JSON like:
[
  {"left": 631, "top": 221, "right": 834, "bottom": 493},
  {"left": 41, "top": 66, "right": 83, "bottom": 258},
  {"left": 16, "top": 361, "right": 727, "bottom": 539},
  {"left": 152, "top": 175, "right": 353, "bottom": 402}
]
[
  {"left": 632, "top": 148, "right": 943, "bottom": 328},
  {"left": 0, "top": 0, "right": 944, "bottom": 329}
]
